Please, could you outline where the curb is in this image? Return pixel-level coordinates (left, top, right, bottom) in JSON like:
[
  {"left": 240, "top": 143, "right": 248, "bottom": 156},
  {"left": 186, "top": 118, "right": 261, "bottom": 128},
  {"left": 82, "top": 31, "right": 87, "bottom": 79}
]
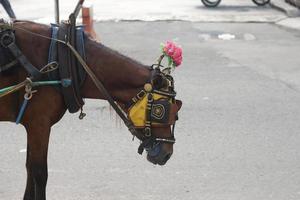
[
  {"left": 276, "top": 17, "right": 300, "bottom": 30},
  {"left": 270, "top": 0, "right": 300, "bottom": 17}
]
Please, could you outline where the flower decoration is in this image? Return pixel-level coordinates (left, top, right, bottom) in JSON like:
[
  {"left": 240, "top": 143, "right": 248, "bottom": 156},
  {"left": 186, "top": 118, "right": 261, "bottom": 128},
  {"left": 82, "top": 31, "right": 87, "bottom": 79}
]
[
  {"left": 162, "top": 41, "right": 183, "bottom": 67},
  {"left": 156, "top": 41, "right": 182, "bottom": 74}
]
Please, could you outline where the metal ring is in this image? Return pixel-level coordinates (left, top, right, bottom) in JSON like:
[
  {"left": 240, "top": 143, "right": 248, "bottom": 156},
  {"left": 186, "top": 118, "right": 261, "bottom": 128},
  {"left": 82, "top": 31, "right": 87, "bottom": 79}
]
[
  {"left": 0, "top": 32, "right": 15, "bottom": 48},
  {"left": 24, "top": 92, "right": 32, "bottom": 100},
  {"left": 144, "top": 127, "right": 152, "bottom": 137},
  {"left": 25, "top": 84, "right": 32, "bottom": 94},
  {"left": 147, "top": 94, "right": 153, "bottom": 102}
]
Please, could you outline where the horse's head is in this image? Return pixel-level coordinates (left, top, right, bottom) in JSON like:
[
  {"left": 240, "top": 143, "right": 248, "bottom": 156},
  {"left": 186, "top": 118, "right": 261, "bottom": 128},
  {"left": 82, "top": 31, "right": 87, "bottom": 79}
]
[{"left": 126, "top": 69, "right": 182, "bottom": 165}]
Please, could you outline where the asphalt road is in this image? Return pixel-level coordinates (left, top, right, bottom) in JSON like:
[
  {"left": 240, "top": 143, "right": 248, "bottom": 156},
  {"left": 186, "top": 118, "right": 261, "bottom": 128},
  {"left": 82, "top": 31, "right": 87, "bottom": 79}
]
[{"left": 1, "top": 21, "right": 300, "bottom": 200}]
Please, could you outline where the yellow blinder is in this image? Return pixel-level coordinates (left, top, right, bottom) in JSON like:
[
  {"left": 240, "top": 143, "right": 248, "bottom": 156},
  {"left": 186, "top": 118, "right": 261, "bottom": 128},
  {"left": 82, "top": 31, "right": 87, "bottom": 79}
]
[{"left": 128, "top": 93, "right": 171, "bottom": 128}]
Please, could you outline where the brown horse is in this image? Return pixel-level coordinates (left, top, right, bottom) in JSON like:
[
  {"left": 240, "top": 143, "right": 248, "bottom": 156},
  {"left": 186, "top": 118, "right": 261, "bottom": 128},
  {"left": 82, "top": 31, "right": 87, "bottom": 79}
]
[{"left": 0, "top": 20, "right": 182, "bottom": 200}]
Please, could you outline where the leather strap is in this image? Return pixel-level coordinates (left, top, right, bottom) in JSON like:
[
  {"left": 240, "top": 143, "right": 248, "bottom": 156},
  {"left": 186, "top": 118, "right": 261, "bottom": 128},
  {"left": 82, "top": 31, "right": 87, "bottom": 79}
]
[
  {"left": 0, "top": 59, "right": 18, "bottom": 72},
  {"left": 57, "top": 21, "right": 84, "bottom": 113},
  {"left": 48, "top": 24, "right": 86, "bottom": 87},
  {"left": 0, "top": 29, "right": 41, "bottom": 79},
  {"left": 7, "top": 40, "right": 42, "bottom": 80}
]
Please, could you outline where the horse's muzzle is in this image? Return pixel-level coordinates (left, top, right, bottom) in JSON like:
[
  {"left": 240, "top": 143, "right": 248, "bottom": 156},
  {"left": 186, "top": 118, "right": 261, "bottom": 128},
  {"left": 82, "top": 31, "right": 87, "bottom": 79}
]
[{"left": 146, "top": 142, "right": 173, "bottom": 165}]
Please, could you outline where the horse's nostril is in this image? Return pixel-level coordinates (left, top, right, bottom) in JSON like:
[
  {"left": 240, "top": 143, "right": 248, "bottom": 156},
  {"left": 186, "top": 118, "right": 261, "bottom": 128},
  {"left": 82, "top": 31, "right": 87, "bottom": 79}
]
[{"left": 164, "top": 153, "right": 172, "bottom": 161}]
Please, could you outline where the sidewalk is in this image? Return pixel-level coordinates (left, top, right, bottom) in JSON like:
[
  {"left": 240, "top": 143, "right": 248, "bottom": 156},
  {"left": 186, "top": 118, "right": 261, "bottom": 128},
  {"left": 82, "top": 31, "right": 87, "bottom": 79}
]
[
  {"left": 276, "top": 17, "right": 300, "bottom": 30},
  {"left": 3, "top": 0, "right": 286, "bottom": 23},
  {"left": 270, "top": 0, "right": 300, "bottom": 31},
  {"left": 271, "top": 0, "right": 300, "bottom": 17},
  {"left": 1, "top": 0, "right": 300, "bottom": 31}
]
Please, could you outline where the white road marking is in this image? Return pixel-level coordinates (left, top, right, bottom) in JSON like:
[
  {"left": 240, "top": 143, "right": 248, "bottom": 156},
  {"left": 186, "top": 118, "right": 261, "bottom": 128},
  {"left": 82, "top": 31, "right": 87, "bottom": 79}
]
[{"left": 218, "top": 33, "right": 236, "bottom": 40}]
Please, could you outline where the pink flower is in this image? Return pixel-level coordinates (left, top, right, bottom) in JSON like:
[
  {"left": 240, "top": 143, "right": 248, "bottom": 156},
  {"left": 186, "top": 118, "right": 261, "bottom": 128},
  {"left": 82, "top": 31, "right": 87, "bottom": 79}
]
[{"left": 162, "top": 41, "right": 183, "bottom": 67}]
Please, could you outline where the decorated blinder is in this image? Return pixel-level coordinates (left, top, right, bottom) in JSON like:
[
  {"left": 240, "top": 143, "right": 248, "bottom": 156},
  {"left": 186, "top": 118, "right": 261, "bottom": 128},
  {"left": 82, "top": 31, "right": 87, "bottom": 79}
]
[{"left": 128, "top": 71, "right": 178, "bottom": 131}]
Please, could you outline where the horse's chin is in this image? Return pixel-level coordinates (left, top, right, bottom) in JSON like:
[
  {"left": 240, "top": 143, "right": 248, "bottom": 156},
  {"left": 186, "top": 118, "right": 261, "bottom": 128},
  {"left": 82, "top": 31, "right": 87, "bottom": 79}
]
[{"left": 146, "top": 143, "right": 173, "bottom": 166}]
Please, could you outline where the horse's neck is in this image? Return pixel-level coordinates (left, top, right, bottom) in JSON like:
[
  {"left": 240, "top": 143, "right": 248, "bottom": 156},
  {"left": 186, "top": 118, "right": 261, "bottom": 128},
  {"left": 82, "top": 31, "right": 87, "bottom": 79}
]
[
  {"left": 81, "top": 38, "right": 150, "bottom": 103},
  {"left": 13, "top": 21, "right": 150, "bottom": 103}
]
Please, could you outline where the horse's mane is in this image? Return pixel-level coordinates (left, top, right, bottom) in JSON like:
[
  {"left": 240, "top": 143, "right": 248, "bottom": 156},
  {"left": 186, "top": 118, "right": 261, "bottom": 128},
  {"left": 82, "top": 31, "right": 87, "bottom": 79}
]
[
  {"left": 89, "top": 39, "right": 149, "bottom": 70},
  {"left": 1, "top": 19, "right": 150, "bottom": 89},
  {"left": 14, "top": 20, "right": 149, "bottom": 70}
]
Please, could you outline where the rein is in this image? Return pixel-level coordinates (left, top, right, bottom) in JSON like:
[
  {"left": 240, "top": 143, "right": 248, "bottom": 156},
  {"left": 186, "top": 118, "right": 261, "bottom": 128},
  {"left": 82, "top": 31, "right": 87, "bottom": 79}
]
[{"left": 66, "top": 42, "right": 139, "bottom": 136}]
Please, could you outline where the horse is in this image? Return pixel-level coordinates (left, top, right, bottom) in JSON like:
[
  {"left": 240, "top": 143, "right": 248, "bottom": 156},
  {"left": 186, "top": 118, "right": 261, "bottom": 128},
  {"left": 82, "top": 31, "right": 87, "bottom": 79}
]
[{"left": 0, "top": 19, "right": 182, "bottom": 200}]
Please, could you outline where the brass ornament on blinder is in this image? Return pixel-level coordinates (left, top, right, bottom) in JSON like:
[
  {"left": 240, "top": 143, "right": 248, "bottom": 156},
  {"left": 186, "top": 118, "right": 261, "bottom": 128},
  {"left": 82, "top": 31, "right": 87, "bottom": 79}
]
[{"left": 144, "top": 83, "right": 152, "bottom": 92}]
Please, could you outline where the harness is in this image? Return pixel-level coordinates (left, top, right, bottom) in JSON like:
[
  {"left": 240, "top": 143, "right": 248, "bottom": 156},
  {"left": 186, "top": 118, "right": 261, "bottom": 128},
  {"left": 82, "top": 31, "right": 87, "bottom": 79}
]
[
  {"left": 48, "top": 22, "right": 87, "bottom": 113},
  {"left": 0, "top": 21, "right": 42, "bottom": 79},
  {"left": 0, "top": 26, "right": 18, "bottom": 73},
  {"left": 0, "top": 14, "right": 179, "bottom": 155}
]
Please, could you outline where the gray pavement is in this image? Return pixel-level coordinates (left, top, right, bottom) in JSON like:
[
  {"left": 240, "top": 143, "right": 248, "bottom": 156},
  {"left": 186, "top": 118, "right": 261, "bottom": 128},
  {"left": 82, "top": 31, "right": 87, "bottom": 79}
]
[
  {"left": 1, "top": 0, "right": 300, "bottom": 199},
  {"left": 1, "top": 21, "right": 300, "bottom": 200}
]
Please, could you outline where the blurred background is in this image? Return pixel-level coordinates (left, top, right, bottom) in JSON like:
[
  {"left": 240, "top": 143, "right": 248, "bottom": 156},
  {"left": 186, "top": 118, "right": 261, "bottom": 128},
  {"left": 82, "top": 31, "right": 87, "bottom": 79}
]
[{"left": 1, "top": 0, "right": 300, "bottom": 200}]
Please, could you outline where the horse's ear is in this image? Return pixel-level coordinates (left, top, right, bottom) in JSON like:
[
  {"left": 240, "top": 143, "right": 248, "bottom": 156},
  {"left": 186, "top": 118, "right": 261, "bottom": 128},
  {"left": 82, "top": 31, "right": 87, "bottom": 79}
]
[
  {"left": 175, "top": 100, "right": 182, "bottom": 111},
  {"left": 152, "top": 74, "right": 168, "bottom": 89}
]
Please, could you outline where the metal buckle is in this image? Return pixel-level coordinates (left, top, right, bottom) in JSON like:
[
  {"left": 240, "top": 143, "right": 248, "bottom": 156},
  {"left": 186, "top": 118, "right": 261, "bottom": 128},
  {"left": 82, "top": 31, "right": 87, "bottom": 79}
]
[{"left": 136, "top": 90, "right": 146, "bottom": 99}]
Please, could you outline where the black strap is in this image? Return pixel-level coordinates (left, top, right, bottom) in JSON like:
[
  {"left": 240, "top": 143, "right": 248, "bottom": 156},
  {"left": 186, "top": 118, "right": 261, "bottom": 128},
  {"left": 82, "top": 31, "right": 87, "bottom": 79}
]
[
  {"left": 57, "top": 22, "right": 84, "bottom": 113},
  {"left": 0, "top": 59, "right": 18, "bottom": 72},
  {"left": 7, "top": 42, "right": 42, "bottom": 80},
  {"left": 73, "top": 0, "right": 85, "bottom": 18},
  {"left": 138, "top": 136, "right": 155, "bottom": 155},
  {"left": 0, "top": 29, "right": 41, "bottom": 79}
]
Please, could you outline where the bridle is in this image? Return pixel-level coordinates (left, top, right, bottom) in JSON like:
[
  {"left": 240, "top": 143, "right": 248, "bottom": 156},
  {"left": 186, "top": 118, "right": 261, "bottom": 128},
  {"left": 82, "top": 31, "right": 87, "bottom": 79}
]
[{"left": 126, "top": 67, "right": 179, "bottom": 154}]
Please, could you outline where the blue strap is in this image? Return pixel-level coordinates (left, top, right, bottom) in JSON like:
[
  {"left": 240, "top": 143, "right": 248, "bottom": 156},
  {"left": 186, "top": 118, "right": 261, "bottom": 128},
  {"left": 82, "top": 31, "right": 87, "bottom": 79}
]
[
  {"left": 14, "top": 80, "right": 72, "bottom": 124},
  {"left": 76, "top": 26, "right": 86, "bottom": 60},
  {"left": 16, "top": 99, "right": 29, "bottom": 124},
  {"left": 48, "top": 24, "right": 59, "bottom": 63},
  {"left": 48, "top": 24, "right": 86, "bottom": 64},
  {"left": 76, "top": 26, "right": 87, "bottom": 86},
  {"left": 47, "top": 24, "right": 86, "bottom": 85},
  {"left": 48, "top": 24, "right": 60, "bottom": 81}
]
